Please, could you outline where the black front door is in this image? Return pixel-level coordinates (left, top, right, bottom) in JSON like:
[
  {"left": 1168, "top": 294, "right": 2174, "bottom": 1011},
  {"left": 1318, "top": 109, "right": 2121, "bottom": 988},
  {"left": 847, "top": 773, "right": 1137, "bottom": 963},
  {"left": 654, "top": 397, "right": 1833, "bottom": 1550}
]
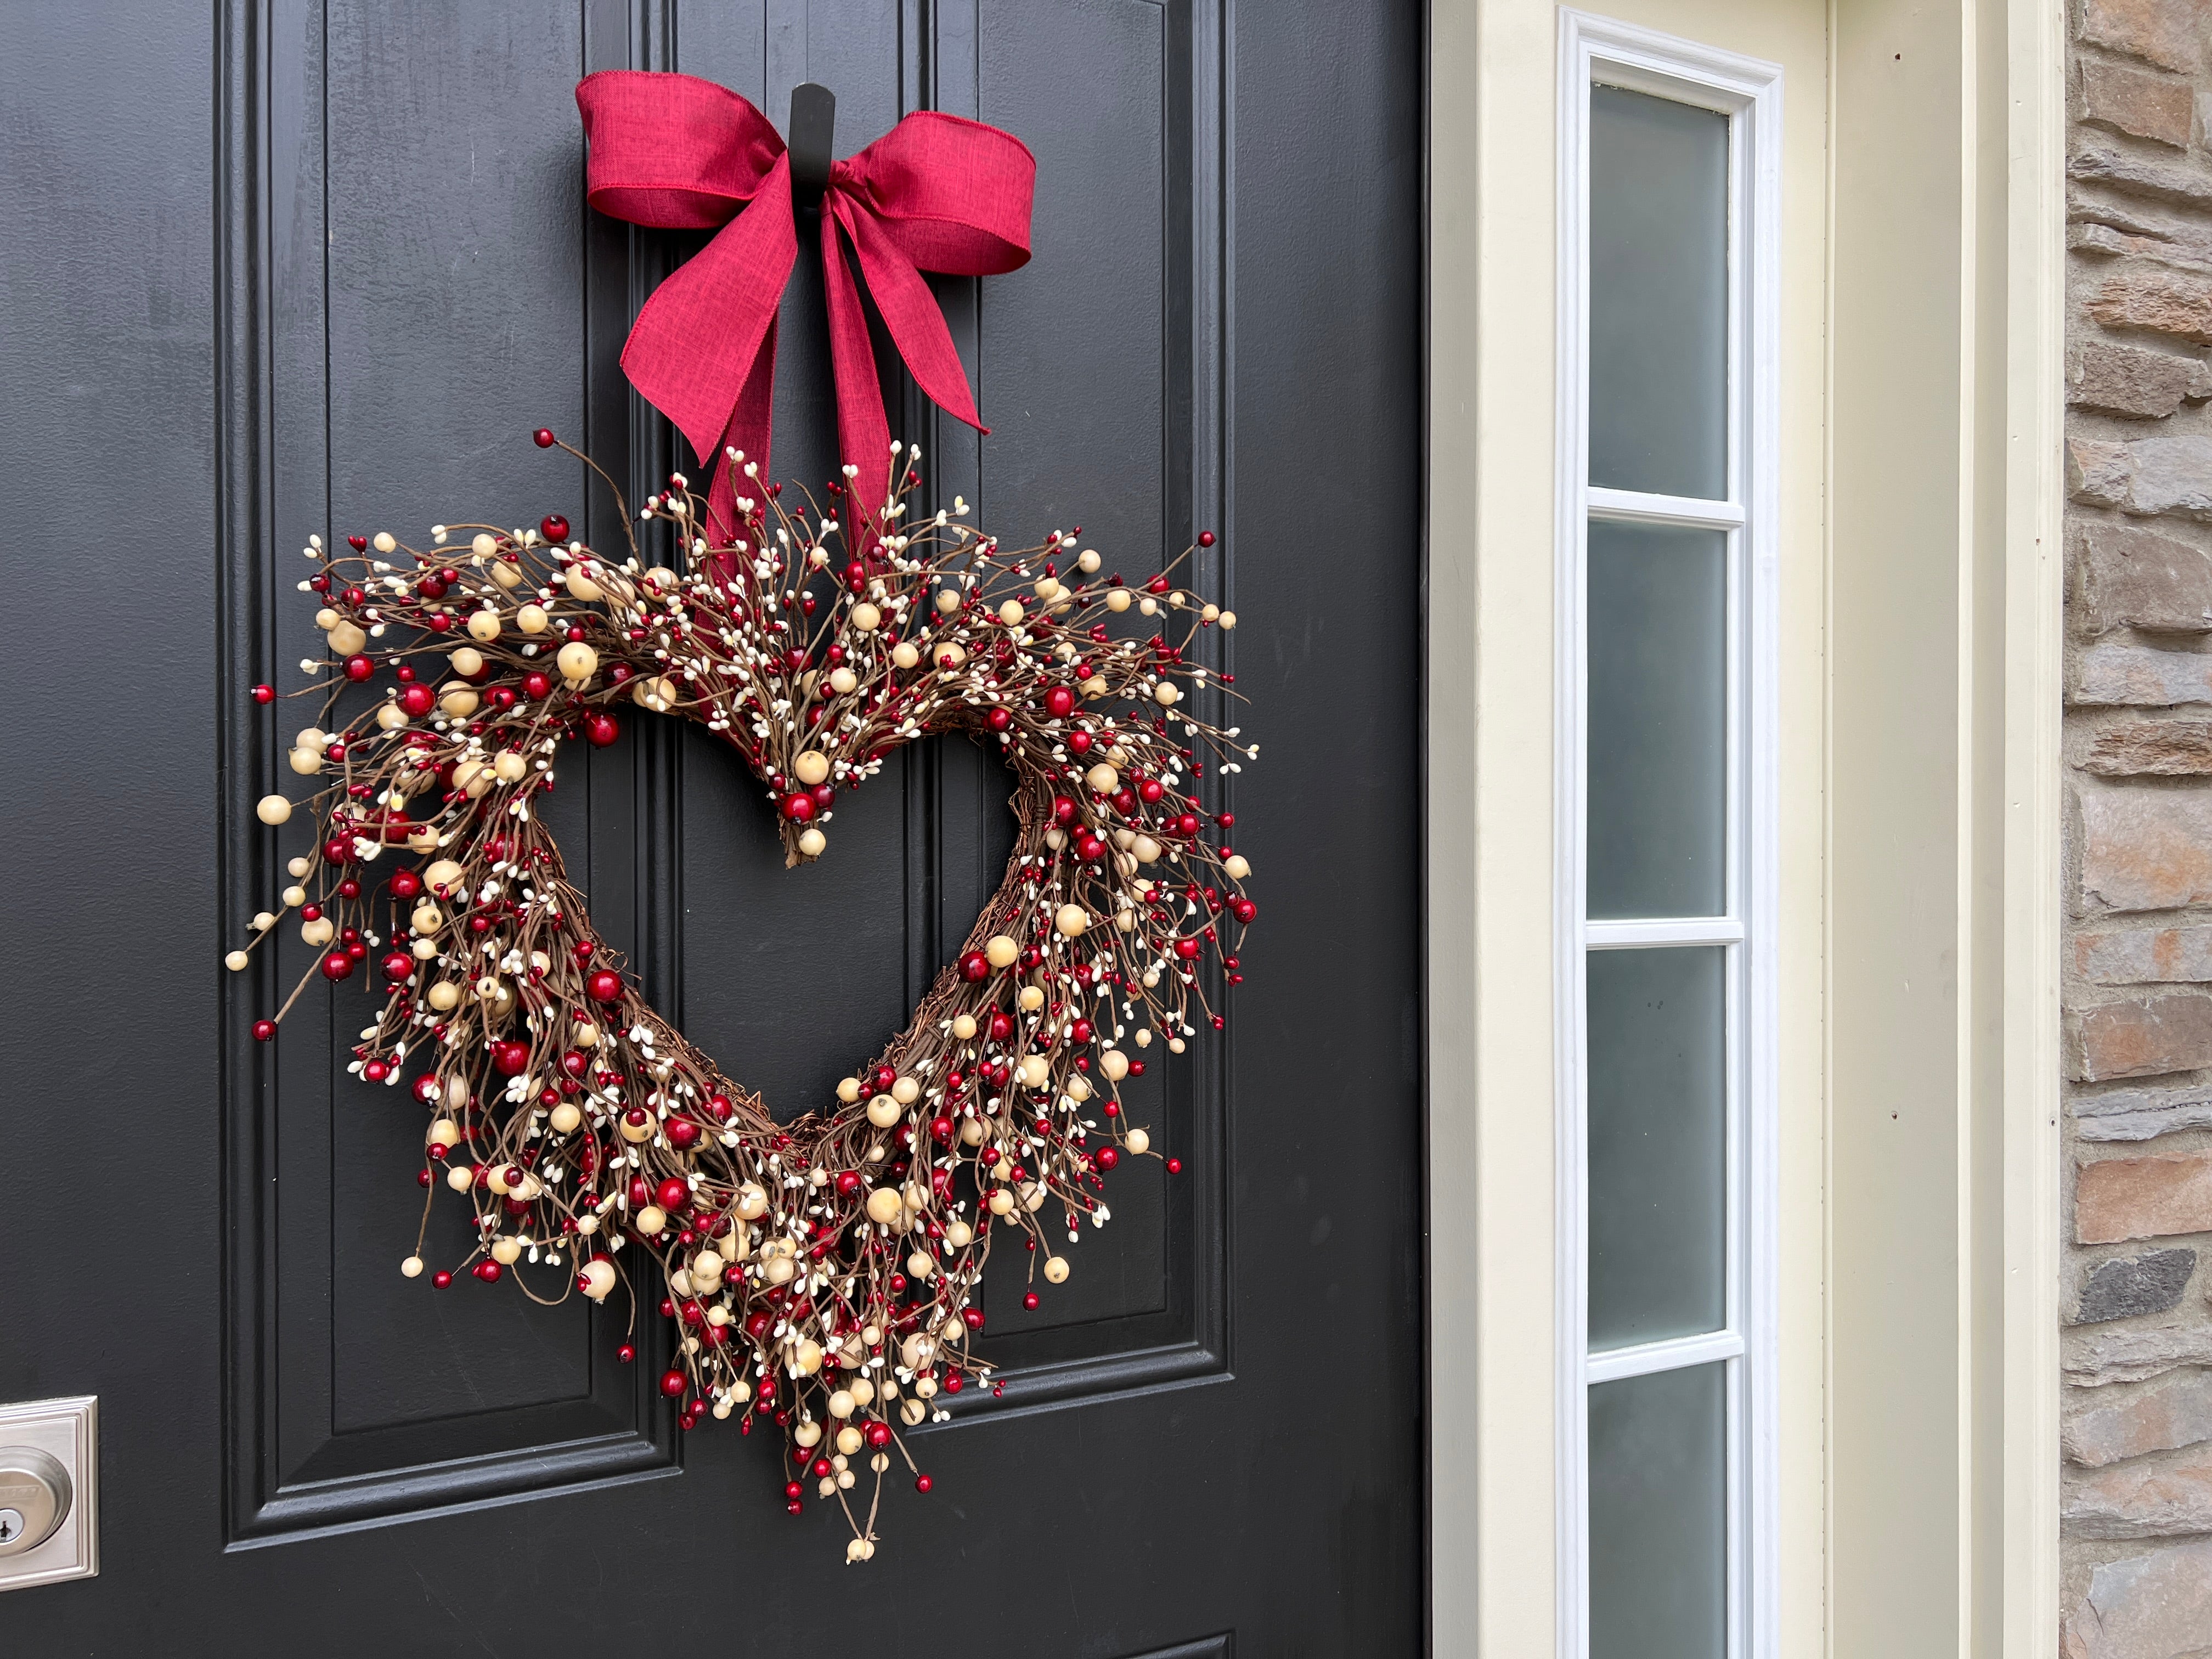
[{"left": 0, "top": 3, "right": 1421, "bottom": 1653}]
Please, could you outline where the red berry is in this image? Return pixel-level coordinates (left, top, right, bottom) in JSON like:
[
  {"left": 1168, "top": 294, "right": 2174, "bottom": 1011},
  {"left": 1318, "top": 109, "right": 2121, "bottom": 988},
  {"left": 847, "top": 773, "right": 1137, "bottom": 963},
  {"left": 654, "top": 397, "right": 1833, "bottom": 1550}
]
[
  {"left": 1045, "top": 686, "right": 1075, "bottom": 719},
  {"left": 666, "top": 1118, "right": 700, "bottom": 1150},
  {"left": 960, "top": 951, "right": 989, "bottom": 982},
  {"left": 617, "top": 1344, "right": 636, "bottom": 1363},
  {"left": 865, "top": 1422, "right": 892, "bottom": 1448},
  {"left": 540, "top": 514, "right": 570, "bottom": 543},
  {"left": 781, "top": 791, "right": 815, "bottom": 822},
  {"left": 432, "top": 1269, "right": 453, "bottom": 1288},
  {"left": 1096, "top": 1146, "right": 1120, "bottom": 1171},
  {"left": 656, "top": 1177, "right": 689, "bottom": 1212},
  {"left": 320, "top": 952, "right": 354, "bottom": 981},
  {"left": 390, "top": 868, "right": 421, "bottom": 899},
  {"left": 381, "top": 952, "right": 413, "bottom": 982},
  {"left": 251, "top": 683, "right": 274, "bottom": 704},
  {"left": 1166, "top": 1158, "right": 1183, "bottom": 1174},
  {"left": 915, "top": 1475, "right": 933, "bottom": 1493},
  {"left": 252, "top": 1019, "right": 276, "bottom": 1042},
  {"left": 523, "top": 671, "right": 552, "bottom": 700},
  {"left": 399, "top": 683, "right": 435, "bottom": 716},
  {"left": 584, "top": 712, "right": 620, "bottom": 747},
  {"left": 533, "top": 427, "right": 556, "bottom": 448},
  {"left": 586, "top": 969, "right": 623, "bottom": 1003},
  {"left": 478, "top": 1261, "right": 503, "bottom": 1283},
  {"left": 1023, "top": 1291, "right": 1041, "bottom": 1310},
  {"left": 659, "top": 1369, "right": 689, "bottom": 1399},
  {"left": 347, "top": 535, "right": 368, "bottom": 551},
  {"left": 344, "top": 654, "right": 374, "bottom": 681},
  {"left": 1197, "top": 530, "right": 1216, "bottom": 547}
]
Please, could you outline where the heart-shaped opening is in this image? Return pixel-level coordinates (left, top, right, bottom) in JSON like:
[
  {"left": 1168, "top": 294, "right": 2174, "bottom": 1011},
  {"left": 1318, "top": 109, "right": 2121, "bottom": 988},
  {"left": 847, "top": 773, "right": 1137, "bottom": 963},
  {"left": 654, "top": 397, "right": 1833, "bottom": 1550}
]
[{"left": 667, "top": 729, "right": 1015, "bottom": 1120}]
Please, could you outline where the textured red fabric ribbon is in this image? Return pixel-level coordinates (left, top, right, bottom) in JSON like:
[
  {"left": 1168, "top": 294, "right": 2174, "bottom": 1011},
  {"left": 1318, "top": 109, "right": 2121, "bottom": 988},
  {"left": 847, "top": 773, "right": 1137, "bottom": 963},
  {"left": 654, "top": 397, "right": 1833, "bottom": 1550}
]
[{"left": 575, "top": 70, "right": 1034, "bottom": 537}]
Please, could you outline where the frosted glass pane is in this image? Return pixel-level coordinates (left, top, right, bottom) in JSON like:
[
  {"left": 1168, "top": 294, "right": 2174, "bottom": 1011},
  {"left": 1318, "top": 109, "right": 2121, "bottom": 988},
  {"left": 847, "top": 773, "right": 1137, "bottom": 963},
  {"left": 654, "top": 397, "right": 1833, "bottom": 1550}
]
[
  {"left": 1587, "top": 520, "right": 1726, "bottom": 920},
  {"left": 1589, "top": 85, "right": 1728, "bottom": 500},
  {"left": 1588, "top": 946, "right": 1725, "bottom": 1349},
  {"left": 1590, "top": 1363, "right": 1728, "bottom": 1659}
]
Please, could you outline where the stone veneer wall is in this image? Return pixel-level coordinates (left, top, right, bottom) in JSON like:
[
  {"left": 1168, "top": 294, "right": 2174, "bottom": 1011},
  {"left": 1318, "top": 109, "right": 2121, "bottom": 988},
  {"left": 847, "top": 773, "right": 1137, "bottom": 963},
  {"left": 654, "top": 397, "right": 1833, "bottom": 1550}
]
[{"left": 2061, "top": 3, "right": 2212, "bottom": 1654}]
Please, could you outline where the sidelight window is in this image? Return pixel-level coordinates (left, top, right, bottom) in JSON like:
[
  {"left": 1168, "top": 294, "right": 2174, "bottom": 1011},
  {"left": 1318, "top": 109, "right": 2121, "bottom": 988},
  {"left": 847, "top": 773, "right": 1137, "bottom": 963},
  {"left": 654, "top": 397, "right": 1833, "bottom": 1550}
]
[{"left": 1556, "top": 14, "right": 1781, "bottom": 1659}]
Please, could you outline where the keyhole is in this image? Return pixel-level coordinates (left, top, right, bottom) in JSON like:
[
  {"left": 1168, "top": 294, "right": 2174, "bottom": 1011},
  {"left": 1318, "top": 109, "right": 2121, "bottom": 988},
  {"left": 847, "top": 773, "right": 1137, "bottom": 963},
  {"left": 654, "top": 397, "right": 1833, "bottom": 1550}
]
[{"left": 0, "top": 1510, "right": 20, "bottom": 1543}]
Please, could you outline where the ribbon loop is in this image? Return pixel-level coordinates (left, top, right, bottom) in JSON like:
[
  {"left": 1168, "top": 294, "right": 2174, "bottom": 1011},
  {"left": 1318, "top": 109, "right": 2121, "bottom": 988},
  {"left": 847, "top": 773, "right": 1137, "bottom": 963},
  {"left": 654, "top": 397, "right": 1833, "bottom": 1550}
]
[{"left": 575, "top": 71, "right": 1034, "bottom": 534}]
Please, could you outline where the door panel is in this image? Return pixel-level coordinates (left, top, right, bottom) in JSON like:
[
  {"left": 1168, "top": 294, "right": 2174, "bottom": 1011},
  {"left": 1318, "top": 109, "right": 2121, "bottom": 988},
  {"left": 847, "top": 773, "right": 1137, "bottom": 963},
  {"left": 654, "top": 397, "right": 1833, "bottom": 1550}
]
[
  {"left": 239, "top": 0, "right": 666, "bottom": 1540},
  {"left": 0, "top": 0, "right": 1421, "bottom": 1651}
]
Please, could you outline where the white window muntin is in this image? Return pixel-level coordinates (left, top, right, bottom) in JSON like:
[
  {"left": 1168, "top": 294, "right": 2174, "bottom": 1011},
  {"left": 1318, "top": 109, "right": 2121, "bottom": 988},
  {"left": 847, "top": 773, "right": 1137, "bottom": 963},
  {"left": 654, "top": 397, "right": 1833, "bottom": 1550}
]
[{"left": 1554, "top": 13, "right": 1782, "bottom": 1659}]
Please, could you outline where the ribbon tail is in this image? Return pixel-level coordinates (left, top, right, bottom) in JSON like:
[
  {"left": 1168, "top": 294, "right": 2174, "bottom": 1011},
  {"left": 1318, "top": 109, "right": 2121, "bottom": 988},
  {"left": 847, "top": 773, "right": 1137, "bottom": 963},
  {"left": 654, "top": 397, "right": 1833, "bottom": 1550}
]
[
  {"left": 821, "top": 207, "right": 895, "bottom": 533},
  {"left": 619, "top": 156, "right": 798, "bottom": 474},
  {"left": 846, "top": 207, "right": 985, "bottom": 433},
  {"left": 703, "top": 316, "right": 777, "bottom": 562}
]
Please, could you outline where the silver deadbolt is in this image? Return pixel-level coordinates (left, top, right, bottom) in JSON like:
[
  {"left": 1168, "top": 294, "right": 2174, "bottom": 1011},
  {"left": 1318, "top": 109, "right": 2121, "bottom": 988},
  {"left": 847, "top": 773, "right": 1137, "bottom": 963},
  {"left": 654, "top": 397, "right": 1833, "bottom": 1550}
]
[{"left": 0, "top": 1448, "right": 71, "bottom": 1558}]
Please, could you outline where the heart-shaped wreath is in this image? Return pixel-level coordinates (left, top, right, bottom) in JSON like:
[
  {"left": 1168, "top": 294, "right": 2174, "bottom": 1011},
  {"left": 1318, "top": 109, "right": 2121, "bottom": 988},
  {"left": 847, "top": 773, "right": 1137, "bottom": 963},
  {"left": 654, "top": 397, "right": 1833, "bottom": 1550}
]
[{"left": 231, "top": 436, "right": 1256, "bottom": 1558}]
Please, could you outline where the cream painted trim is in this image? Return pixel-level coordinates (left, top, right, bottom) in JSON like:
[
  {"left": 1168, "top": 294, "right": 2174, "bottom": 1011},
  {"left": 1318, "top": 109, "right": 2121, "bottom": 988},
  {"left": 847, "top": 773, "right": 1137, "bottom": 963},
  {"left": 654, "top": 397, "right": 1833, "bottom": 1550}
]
[
  {"left": 2000, "top": 0, "right": 2063, "bottom": 1645},
  {"left": 1429, "top": 1, "right": 1560, "bottom": 1653},
  {"left": 1824, "top": 0, "right": 2064, "bottom": 1649}
]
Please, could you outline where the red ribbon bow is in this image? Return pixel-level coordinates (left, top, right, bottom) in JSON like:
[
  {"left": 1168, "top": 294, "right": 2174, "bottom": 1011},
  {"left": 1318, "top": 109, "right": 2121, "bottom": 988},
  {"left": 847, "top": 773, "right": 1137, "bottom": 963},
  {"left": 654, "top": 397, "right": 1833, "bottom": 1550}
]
[{"left": 575, "top": 70, "right": 1034, "bottom": 538}]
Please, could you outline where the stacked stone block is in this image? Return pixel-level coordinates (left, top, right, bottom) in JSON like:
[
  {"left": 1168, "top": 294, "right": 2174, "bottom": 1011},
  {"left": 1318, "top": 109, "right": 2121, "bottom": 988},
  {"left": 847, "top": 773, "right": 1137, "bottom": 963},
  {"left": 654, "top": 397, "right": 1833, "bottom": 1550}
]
[{"left": 2062, "top": 4, "right": 2212, "bottom": 1652}]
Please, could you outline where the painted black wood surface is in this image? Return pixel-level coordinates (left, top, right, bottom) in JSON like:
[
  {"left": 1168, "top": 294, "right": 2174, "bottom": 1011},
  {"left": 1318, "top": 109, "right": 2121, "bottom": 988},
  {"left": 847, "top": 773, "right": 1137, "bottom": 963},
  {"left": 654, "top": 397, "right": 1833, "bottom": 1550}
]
[{"left": 0, "top": 3, "right": 1422, "bottom": 1653}]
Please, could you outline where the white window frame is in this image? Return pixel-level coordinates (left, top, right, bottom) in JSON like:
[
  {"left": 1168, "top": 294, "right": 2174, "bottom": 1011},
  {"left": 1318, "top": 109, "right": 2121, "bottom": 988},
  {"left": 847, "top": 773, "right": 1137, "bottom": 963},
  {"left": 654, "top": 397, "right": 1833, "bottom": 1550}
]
[{"left": 1553, "top": 13, "right": 1782, "bottom": 1659}]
